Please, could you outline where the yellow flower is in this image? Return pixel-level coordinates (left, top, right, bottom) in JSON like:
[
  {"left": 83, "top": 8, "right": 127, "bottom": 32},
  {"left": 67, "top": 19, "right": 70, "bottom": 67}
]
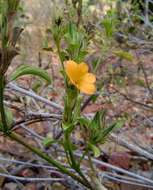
[{"left": 65, "top": 60, "right": 96, "bottom": 95}]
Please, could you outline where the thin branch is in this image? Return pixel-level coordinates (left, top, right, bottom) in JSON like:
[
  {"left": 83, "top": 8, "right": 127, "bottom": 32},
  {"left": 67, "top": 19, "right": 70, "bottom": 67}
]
[
  {"left": 12, "top": 118, "right": 52, "bottom": 129},
  {"left": 110, "top": 133, "right": 153, "bottom": 160},
  {"left": 0, "top": 156, "right": 74, "bottom": 172},
  {"left": 7, "top": 83, "right": 64, "bottom": 111},
  {"left": 11, "top": 112, "right": 62, "bottom": 129},
  {"left": 4, "top": 101, "right": 24, "bottom": 112},
  {"left": 0, "top": 165, "right": 24, "bottom": 188},
  {"left": 7, "top": 132, "right": 89, "bottom": 188},
  {"left": 135, "top": 50, "right": 153, "bottom": 98},
  {"left": 27, "top": 111, "right": 62, "bottom": 119},
  {"left": 0, "top": 173, "right": 64, "bottom": 182},
  {"left": 19, "top": 124, "right": 45, "bottom": 140},
  {"left": 103, "top": 174, "right": 153, "bottom": 189},
  {"left": 110, "top": 86, "right": 153, "bottom": 110},
  {"left": 103, "top": 171, "right": 150, "bottom": 185},
  {"left": 74, "top": 152, "right": 153, "bottom": 185}
]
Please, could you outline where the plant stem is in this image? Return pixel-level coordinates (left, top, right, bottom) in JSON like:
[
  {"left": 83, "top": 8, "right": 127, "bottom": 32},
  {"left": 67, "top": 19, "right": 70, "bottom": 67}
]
[
  {"left": 87, "top": 151, "right": 107, "bottom": 190},
  {"left": 77, "top": 0, "right": 83, "bottom": 27},
  {"left": 87, "top": 150, "right": 96, "bottom": 177},
  {"left": 8, "top": 131, "right": 92, "bottom": 189},
  {"left": 56, "top": 42, "right": 68, "bottom": 89},
  {"left": 65, "top": 132, "right": 77, "bottom": 167},
  {"left": 0, "top": 81, "right": 93, "bottom": 189},
  {"left": 64, "top": 132, "right": 93, "bottom": 187},
  {"left": 63, "top": 96, "right": 94, "bottom": 189},
  {"left": 0, "top": 75, "right": 8, "bottom": 132}
]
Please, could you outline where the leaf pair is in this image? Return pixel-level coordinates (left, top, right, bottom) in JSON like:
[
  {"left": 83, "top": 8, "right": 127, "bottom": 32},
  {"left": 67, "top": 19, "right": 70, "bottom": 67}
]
[{"left": 78, "top": 110, "right": 124, "bottom": 157}]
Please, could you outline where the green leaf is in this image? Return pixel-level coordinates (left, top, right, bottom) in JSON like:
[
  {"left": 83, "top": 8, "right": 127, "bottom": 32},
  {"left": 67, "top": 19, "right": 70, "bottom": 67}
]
[
  {"left": 42, "top": 137, "right": 55, "bottom": 148},
  {"left": 0, "top": 107, "right": 13, "bottom": 129},
  {"left": 100, "top": 123, "right": 117, "bottom": 139},
  {"left": 90, "top": 110, "right": 106, "bottom": 129},
  {"left": 0, "top": 122, "right": 3, "bottom": 129},
  {"left": 134, "top": 78, "right": 145, "bottom": 87},
  {"left": 42, "top": 36, "right": 53, "bottom": 51},
  {"left": 5, "top": 108, "right": 13, "bottom": 127},
  {"left": 114, "top": 118, "right": 125, "bottom": 129},
  {"left": 31, "top": 80, "right": 43, "bottom": 93},
  {"left": 76, "top": 50, "right": 88, "bottom": 62},
  {"left": 115, "top": 76, "right": 126, "bottom": 87},
  {"left": 102, "top": 18, "right": 114, "bottom": 37},
  {"left": 88, "top": 143, "right": 101, "bottom": 158},
  {"left": 102, "top": 9, "right": 118, "bottom": 38},
  {"left": 77, "top": 117, "right": 90, "bottom": 127},
  {"left": 113, "top": 50, "right": 134, "bottom": 62},
  {"left": 89, "top": 110, "right": 107, "bottom": 144},
  {"left": 10, "top": 64, "right": 51, "bottom": 84},
  {"left": 62, "top": 123, "right": 74, "bottom": 133}
]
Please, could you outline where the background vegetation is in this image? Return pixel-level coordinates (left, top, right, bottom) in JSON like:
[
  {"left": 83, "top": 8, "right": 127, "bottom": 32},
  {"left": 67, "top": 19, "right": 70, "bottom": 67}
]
[{"left": 1, "top": 0, "right": 153, "bottom": 190}]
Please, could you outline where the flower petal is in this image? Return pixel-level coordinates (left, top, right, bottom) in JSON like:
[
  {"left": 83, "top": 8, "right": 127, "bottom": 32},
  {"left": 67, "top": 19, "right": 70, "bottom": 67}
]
[
  {"left": 78, "top": 62, "right": 89, "bottom": 74},
  {"left": 65, "top": 61, "right": 89, "bottom": 85},
  {"left": 65, "top": 60, "right": 79, "bottom": 84},
  {"left": 79, "top": 82, "right": 96, "bottom": 94},
  {"left": 81, "top": 73, "right": 96, "bottom": 83},
  {"left": 65, "top": 60, "right": 77, "bottom": 77},
  {"left": 65, "top": 60, "right": 96, "bottom": 94},
  {"left": 78, "top": 73, "right": 96, "bottom": 94}
]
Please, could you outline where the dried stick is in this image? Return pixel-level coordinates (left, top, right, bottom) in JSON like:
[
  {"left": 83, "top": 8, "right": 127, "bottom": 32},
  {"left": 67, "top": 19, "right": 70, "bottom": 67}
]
[
  {"left": 110, "top": 133, "right": 153, "bottom": 160},
  {"left": 7, "top": 83, "right": 64, "bottom": 111},
  {"left": 74, "top": 152, "right": 153, "bottom": 185},
  {"left": 0, "top": 173, "right": 64, "bottom": 182},
  {"left": 103, "top": 174, "right": 153, "bottom": 189},
  {"left": 135, "top": 50, "right": 153, "bottom": 99}
]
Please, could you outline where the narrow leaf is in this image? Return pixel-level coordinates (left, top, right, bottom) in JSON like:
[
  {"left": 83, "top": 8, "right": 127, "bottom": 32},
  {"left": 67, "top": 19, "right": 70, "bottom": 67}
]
[
  {"left": 113, "top": 50, "right": 134, "bottom": 62},
  {"left": 89, "top": 143, "right": 101, "bottom": 158},
  {"left": 10, "top": 64, "right": 51, "bottom": 84},
  {"left": 42, "top": 137, "right": 54, "bottom": 148}
]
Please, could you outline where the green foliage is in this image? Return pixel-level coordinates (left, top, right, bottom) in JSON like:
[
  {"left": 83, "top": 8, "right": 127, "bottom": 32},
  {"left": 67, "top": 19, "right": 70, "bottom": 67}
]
[
  {"left": 0, "top": 107, "right": 13, "bottom": 129},
  {"left": 0, "top": 0, "right": 21, "bottom": 47},
  {"left": 102, "top": 9, "right": 118, "bottom": 38},
  {"left": 89, "top": 110, "right": 107, "bottom": 144},
  {"left": 113, "top": 50, "right": 134, "bottom": 62},
  {"left": 62, "top": 123, "right": 74, "bottom": 133},
  {"left": 52, "top": 17, "right": 65, "bottom": 47},
  {"left": 42, "top": 137, "right": 55, "bottom": 148},
  {"left": 88, "top": 143, "right": 101, "bottom": 157},
  {"left": 10, "top": 64, "right": 52, "bottom": 84},
  {"left": 78, "top": 110, "right": 120, "bottom": 157},
  {"left": 64, "top": 22, "right": 88, "bottom": 62},
  {"left": 115, "top": 118, "right": 126, "bottom": 129},
  {"left": 88, "top": 112, "right": 124, "bottom": 158},
  {"left": 134, "top": 78, "right": 145, "bottom": 87},
  {"left": 31, "top": 80, "right": 43, "bottom": 93},
  {"left": 0, "top": 1, "right": 134, "bottom": 189}
]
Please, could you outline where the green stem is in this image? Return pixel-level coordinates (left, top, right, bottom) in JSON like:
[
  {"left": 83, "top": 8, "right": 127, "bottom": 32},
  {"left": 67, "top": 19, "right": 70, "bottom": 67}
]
[
  {"left": 65, "top": 133, "right": 93, "bottom": 189},
  {"left": 87, "top": 150, "right": 96, "bottom": 177},
  {"left": 0, "top": 78, "right": 92, "bottom": 189},
  {"left": 76, "top": 166, "right": 93, "bottom": 190},
  {"left": 56, "top": 42, "right": 68, "bottom": 89},
  {"left": 0, "top": 75, "right": 8, "bottom": 132},
  {"left": 78, "top": 148, "right": 88, "bottom": 164},
  {"left": 63, "top": 94, "right": 93, "bottom": 189},
  {"left": 56, "top": 42, "right": 64, "bottom": 69},
  {"left": 8, "top": 131, "right": 92, "bottom": 189},
  {"left": 64, "top": 132, "right": 77, "bottom": 167}
]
